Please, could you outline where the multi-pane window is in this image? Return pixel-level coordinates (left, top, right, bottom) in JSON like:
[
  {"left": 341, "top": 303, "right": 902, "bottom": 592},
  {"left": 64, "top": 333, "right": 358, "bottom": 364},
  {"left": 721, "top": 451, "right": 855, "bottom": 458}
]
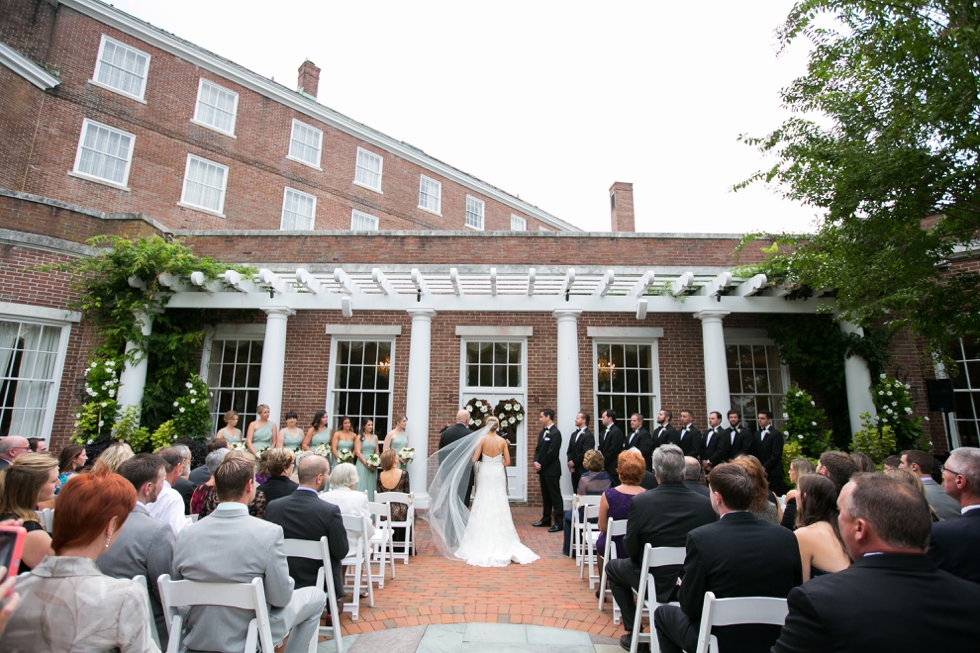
[
  {"left": 354, "top": 147, "right": 383, "bottom": 191},
  {"left": 465, "top": 341, "right": 522, "bottom": 388},
  {"left": 280, "top": 187, "right": 316, "bottom": 230},
  {"left": 206, "top": 339, "right": 263, "bottom": 436},
  {"left": 419, "top": 175, "right": 441, "bottom": 214},
  {"left": 288, "top": 120, "right": 323, "bottom": 168},
  {"left": 951, "top": 337, "right": 980, "bottom": 447},
  {"left": 330, "top": 340, "right": 393, "bottom": 434},
  {"left": 72, "top": 119, "right": 135, "bottom": 187},
  {"left": 350, "top": 209, "right": 379, "bottom": 231},
  {"left": 180, "top": 154, "right": 228, "bottom": 214},
  {"left": 193, "top": 79, "right": 238, "bottom": 135},
  {"left": 595, "top": 343, "right": 657, "bottom": 434},
  {"left": 92, "top": 35, "right": 149, "bottom": 100},
  {"left": 727, "top": 343, "right": 787, "bottom": 432},
  {"left": 510, "top": 215, "right": 527, "bottom": 231},
  {"left": 465, "top": 196, "right": 485, "bottom": 230},
  {"left": 0, "top": 320, "right": 61, "bottom": 439}
]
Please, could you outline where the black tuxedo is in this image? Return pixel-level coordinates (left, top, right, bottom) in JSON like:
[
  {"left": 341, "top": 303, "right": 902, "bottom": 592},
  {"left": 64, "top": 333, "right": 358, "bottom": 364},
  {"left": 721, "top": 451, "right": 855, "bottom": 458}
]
[
  {"left": 683, "top": 479, "right": 709, "bottom": 498},
  {"left": 702, "top": 425, "right": 730, "bottom": 467},
  {"left": 654, "top": 511, "right": 802, "bottom": 653},
  {"left": 653, "top": 423, "right": 679, "bottom": 448},
  {"left": 929, "top": 507, "right": 980, "bottom": 584},
  {"left": 565, "top": 427, "right": 594, "bottom": 491},
  {"left": 439, "top": 421, "right": 475, "bottom": 507},
  {"left": 772, "top": 553, "right": 980, "bottom": 652},
  {"left": 174, "top": 477, "right": 196, "bottom": 515},
  {"left": 676, "top": 425, "right": 703, "bottom": 459},
  {"left": 597, "top": 423, "right": 625, "bottom": 484},
  {"left": 725, "top": 423, "right": 751, "bottom": 459},
  {"left": 625, "top": 427, "right": 654, "bottom": 470},
  {"left": 753, "top": 426, "right": 786, "bottom": 494},
  {"left": 534, "top": 425, "right": 563, "bottom": 523},
  {"left": 264, "top": 488, "right": 350, "bottom": 596},
  {"left": 606, "top": 483, "right": 716, "bottom": 631}
]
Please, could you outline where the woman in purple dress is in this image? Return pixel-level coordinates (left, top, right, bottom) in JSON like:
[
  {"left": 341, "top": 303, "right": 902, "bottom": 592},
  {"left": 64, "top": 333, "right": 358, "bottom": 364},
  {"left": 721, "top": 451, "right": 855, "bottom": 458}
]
[{"left": 596, "top": 450, "right": 646, "bottom": 577}]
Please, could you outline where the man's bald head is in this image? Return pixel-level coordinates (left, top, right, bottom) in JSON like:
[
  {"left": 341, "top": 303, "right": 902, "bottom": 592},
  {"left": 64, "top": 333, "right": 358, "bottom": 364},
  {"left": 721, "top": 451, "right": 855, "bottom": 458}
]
[
  {"left": 297, "top": 454, "right": 329, "bottom": 491},
  {"left": 0, "top": 436, "right": 30, "bottom": 462},
  {"left": 456, "top": 409, "right": 470, "bottom": 423}
]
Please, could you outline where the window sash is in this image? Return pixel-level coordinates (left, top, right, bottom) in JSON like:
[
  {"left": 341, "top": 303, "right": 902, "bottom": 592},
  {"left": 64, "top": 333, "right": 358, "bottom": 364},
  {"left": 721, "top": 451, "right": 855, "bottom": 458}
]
[
  {"left": 206, "top": 338, "right": 263, "bottom": 435},
  {"left": 355, "top": 148, "right": 383, "bottom": 190},
  {"left": 329, "top": 339, "right": 394, "bottom": 434},
  {"left": 281, "top": 188, "right": 316, "bottom": 230},
  {"left": 289, "top": 120, "right": 323, "bottom": 167},
  {"left": 419, "top": 176, "right": 441, "bottom": 213},
  {"left": 594, "top": 342, "right": 658, "bottom": 433},
  {"left": 510, "top": 215, "right": 527, "bottom": 231},
  {"left": 0, "top": 320, "right": 63, "bottom": 439},
  {"left": 726, "top": 343, "right": 788, "bottom": 432},
  {"left": 350, "top": 210, "right": 379, "bottom": 231},
  {"left": 952, "top": 337, "right": 980, "bottom": 447},
  {"left": 181, "top": 155, "right": 228, "bottom": 213},
  {"left": 74, "top": 119, "right": 135, "bottom": 186},
  {"left": 94, "top": 36, "right": 149, "bottom": 99},
  {"left": 194, "top": 79, "right": 238, "bottom": 134},
  {"left": 465, "top": 196, "right": 484, "bottom": 230}
]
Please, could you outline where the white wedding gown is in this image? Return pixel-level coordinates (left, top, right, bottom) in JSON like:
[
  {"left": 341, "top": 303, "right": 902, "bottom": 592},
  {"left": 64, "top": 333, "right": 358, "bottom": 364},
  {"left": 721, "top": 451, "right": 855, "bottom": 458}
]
[{"left": 454, "top": 453, "right": 539, "bottom": 567}]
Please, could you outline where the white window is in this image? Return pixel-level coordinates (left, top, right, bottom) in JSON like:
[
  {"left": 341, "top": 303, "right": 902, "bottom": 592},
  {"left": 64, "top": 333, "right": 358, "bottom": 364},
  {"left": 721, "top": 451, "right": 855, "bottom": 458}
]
[
  {"left": 952, "top": 337, "right": 980, "bottom": 447},
  {"left": 510, "top": 215, "right": 527, "bottom": 231},
  {"left": 180, "top": 154, "right": 228, "bottom": 215},
  {"left": 71, "top": 119, "right": 135, "bottom": 188},
  {"left": 193, "top": 79, "right": 238, "bottom": 135},
  {"left": 205, "top": 336, "right": 263, "bottom": 435},
  {"left": 280, "top": 187, "right": 316, "bottom": 230},
  {"left": 594, "top": 342, "right": 660, "bottom": 434},
  {"left": 419, "top": 175, "right": 442, "bottom": 214},
  {"left": 328, "top": 339, "right": 394, "bottom": 434},
  {"left": 0, "top": 319, "right": 68, "bottom": 440},
  {"left": 726, "top": 342, "right": 789, "bottom": 433},
  {"left": 354, "top": 147, "right": 383, "bottom": 191},
  {"left": 465, "top": 195, "right": 485, "bottom": 230},
  {"left": 350, "top": 209, "right": 379, "bottom": 231},
  {"left": 92, "top": 35, "right": 149, "bottom": 100},
  {"left": 538, "top": 226, "right": 551, "bottom": 232},
  {"left": 288, "top": 119, "right": 323, "bottom": 168}
]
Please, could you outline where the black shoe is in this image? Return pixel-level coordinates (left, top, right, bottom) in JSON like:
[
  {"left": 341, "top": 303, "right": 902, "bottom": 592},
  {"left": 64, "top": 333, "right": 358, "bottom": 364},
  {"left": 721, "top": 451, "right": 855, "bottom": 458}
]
[
  {"left": 532, "top": 520, "right": 551, "bottom": 527},
  {"left": 548, "top": 523, "right": 562, "bottom": 533},
  {"left": 619, "top": 632, "right": 648, "bottom": 652}
]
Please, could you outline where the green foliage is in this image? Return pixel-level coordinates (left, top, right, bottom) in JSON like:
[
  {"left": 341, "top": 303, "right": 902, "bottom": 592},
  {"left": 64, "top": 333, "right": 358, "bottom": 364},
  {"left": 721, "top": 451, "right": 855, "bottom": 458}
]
[
  {"left": 873, "top": 374, "right": 928, "bottom": 452},
  {"left": 170, "top": 374, "right": 212, "bottom": 443},
  {"left": 781, "top": 383, "right": 832, "bottom": 457},
  {"left": 111, "top": 404, "right": 151, "bottom": 453},
  {"left": 151, "top": 420, "right": 178, "bottom": 451},
  {"left": 851, "top": 412, "right": 898, "bottom": 464},
  {"left": 72, "top": 357, "right": 122, "bottom": 444}
]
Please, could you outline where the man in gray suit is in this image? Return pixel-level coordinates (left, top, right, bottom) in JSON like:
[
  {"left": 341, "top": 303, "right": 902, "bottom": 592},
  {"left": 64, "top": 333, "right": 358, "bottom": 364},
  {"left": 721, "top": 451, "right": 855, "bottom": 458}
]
[
  {"left": 97, "top": 453, "right": 175, "bottom": 648},
  {"left": 172, "top": 456, "right": 326, "bottom": 653},
  {"left": 902, "top": 450, "right": 961, "bottom": 521}
]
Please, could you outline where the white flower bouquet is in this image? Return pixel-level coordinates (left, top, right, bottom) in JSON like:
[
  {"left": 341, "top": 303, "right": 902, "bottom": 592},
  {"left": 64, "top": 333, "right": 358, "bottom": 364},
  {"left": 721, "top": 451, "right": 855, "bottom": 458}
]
[
  {"left": 366, "top": 453, "right": 381, "bottom": 468},
  {"left": 314, "top": 444, "right": 331, "bottom": 458},
  {"left": 336, "top": 448, "right": 354, "bottom": 464},
  {"left": 230, "top": 442, "right": 247, "bottom": 452},
  {"left": 398, "top": 447, "right": 415, "bottom": 464}
]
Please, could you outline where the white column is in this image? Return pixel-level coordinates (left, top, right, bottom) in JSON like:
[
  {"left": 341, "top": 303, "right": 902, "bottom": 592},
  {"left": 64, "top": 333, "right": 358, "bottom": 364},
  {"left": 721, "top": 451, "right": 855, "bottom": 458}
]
[
  {"left": 257, "top": 307, "right": 295, "bottom": 425},
  {"left": 695, "top": 310, "right": 732, "bottom": 419},
  {"left": 840, "top": 321, "right": 877, "bottom": 436},
  {"left": 116, "top": 311, "right": 154, "bottom": 413},
  {"left": 554, "top": 309, "right": 582, "bottom": 506},
  {"left": 405, "top": 308, "right": 436, "bottom": 507}
]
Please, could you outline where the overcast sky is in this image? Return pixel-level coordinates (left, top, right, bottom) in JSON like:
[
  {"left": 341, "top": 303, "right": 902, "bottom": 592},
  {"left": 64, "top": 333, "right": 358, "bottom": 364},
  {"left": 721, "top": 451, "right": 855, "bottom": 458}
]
[{"left": 109, "top": 0, "right": 820, "bottom": 234}]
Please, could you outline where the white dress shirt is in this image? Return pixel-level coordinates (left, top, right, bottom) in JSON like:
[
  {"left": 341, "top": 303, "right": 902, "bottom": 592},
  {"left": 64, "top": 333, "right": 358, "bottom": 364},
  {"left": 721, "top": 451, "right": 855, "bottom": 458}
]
[
  {"left": 319, "top": 486, "right": 375, "bottom": 546},
  {"left": 145, "top": 480, "right": 189, "bottom": 538}
]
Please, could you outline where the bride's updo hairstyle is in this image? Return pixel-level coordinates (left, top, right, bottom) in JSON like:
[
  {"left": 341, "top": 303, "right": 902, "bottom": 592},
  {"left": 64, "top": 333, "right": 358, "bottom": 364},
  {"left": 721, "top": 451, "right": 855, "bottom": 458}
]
[{"left": 485, "top": 416, "right": 500, "bottom": 432}]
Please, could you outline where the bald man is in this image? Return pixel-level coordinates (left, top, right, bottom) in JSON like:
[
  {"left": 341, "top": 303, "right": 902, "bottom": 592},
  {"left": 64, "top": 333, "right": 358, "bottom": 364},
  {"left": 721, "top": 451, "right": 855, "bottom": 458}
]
[
  {"left": 0, "top": 436, "right": 30, "bottom": 471},
  {"left": 438, "top": 409, "right": 476, "bottom": 506}
]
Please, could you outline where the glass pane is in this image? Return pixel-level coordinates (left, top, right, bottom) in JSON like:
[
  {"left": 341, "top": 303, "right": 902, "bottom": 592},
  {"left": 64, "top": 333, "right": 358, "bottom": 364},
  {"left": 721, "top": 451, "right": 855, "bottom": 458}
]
[
  {"left": 611, "top": 367, "right": 625, "bottom": 393},
  {"left": 626, "top": 369, "right": 640, "bottom": 393},
  {"left": 479, "top": 365, "right": 492, "bottom": 387},
  {"left": 509, "top": 343, "right": 521, "bottom": 364},
  {"left": 363, "top": 364, "right": 376, "bottom": 390},
  {"left": 364, "top": 341, "right": 378, "bottom": 364},
  {"left": 479, "top": 342, "right": 492, "bottom": 364},
  {"left": 611, "top": 344, "right": 625, "bottom": 370},
  {"left": 467, "top": 364, "right": 479, "bottom": 387},
  {"left": 233, "top": 363, "right": 247, "bottom": 387},
  {"left": 726, "top": 345, "right": 738, "bottom": 367},
  {"left": 968, "top": 361, "right": 980, "bottom": 387},
  {"left": 597, "top": 344, "right": 610, "bottom": 362},
  {"left": 492, "top": 365, "right": 506, "bottom": 387},
  {"left": 338, "top": 342, "right": 350, "bottom": 365},
  {"left": 728, "top": 369, "right": 741, "bottom": 393},
  {"left": 494, "top": 343, "right": 507, "bottom": 364},
  {"left": 508, "top": 365, "right": 520, "bottom": 388},
  {"left": 348, "top": 365, "right": 362, "bottom": 389},
  {"left": 770, "top": 365, "right": 784, "bottom": 391},
  {"left": 738, "top": 345, "right": 753, "bottom": 368},
  {"left": 756, "top": 372, "right": 770, "bottom": 394},
  {"left": 639, "top": 368, "right": 651, "bottom": 394},
  {"left": 953, "top": 365, "right": 969, "bottom": 389},
  {"left": 752, "top": 345, "right": 768, "bottom": 367},
  {"left": 741, "top": 371, "right": 756, "bottom": 393},
  {"left": 625, "top": 345, "right": 638, "bottom": 369},
  {"left": 961, "top": 337, "right": 980, "bottom": 361},
  {"left": 958, "top": 392, "right": 976, "bottom": 418},
  {"left": 638, "top": 345, "right": 651, "bottom": 369},
  {"left": 466, "top": 342, "right": 479, "bottom": 365}
]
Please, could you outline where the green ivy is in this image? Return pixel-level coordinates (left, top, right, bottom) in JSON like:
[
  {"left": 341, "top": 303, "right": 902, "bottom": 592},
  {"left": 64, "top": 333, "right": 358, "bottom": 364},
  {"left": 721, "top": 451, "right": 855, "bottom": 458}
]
[
  {"left": 850, "top": 412, "right": 898, "bottom": 464},
  {"left": 781, "top": 384, "right": 832, "bottom": 457},
  {"left": 873, "top": 375, "right": 928, "bottom": 452}
]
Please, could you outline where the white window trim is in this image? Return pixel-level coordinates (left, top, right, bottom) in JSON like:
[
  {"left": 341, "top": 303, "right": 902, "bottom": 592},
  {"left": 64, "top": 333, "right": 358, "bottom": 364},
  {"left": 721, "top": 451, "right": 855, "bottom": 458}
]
[
  {"left": 725, "top": 337, "right": 791, "bottom": 428},
  {"left": 465, "top": 195, "right": 485, "bottom": 231},
  {"left": 178, "top": 153, "right": 229, "bottom": 217},
  {"left": 280, "top": 187, "right": 317, "bottom": 231},
  {"left": 591, "top": 338, "right": 663, "bottom": 433},
  {"left": 353, "top": 147, "right": 383, "bottom": 193},
  {"left": 90, "top": 34, "right": 150, "bottom": 102},
  {"left": 286, "top": 119, "right": 323, "bottom": 170},
  {"left": 418, "top": 175, "right": 442, "bottom": 215},
  {"left": 350, "top": 209, "right": 379, "bottom": 231},
  {"left": 510, "top": 214, "right": 527, "bottom": 231},
  {"left": 190, "top": 78, "right": 239, "bottom": 138},
  {"left": 69, "top": 118, "right": 136, "bottom": 191},
  {"left": 324, "top": 336, "right": 396, "bottom": 434}
]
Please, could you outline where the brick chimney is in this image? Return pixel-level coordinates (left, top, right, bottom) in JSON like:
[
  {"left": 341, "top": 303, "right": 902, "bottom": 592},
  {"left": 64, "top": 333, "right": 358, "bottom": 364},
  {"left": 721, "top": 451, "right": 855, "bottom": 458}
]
[
  {"left": 609, "top": 182, "right": 635, "bottom": 232},
  {"left": 297, "top": 60, "right": 321, "bottom": 99}
]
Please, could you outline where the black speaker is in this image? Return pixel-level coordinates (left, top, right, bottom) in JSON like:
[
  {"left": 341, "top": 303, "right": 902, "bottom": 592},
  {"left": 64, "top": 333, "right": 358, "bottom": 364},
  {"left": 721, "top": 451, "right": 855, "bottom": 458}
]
[{"left": 926, "top": 379, "right": 956, "bottom": 412}]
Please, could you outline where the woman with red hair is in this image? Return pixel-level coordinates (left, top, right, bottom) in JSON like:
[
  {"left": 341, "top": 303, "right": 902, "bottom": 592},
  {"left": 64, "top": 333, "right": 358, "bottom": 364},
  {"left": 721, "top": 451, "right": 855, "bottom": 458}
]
[{"left": 0, "top": 471, "right": 158, "bottom": 652}]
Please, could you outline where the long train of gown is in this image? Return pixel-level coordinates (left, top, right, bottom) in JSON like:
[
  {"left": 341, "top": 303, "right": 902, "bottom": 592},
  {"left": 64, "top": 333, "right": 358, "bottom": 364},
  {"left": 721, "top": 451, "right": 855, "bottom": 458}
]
[{"left": 454, "top": 454, "right": 539, "bottom": 568}]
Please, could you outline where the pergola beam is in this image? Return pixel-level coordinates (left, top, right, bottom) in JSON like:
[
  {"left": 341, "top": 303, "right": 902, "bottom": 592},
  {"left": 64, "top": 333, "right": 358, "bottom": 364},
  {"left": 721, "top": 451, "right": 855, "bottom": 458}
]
[
  {"left": 258, "top": 269, "right": 289, "bottom": 295},
  {"left": 697, "top": 271, "right": 733, "bottom": 297},
  {"left": 669, "top": 271, "right": 694, "bottom": 296},
  {"left": 296, "top": 268, "right": 324, "bottom": 294},
  {"left": 594, "top": 269, "right": 615, "bottom": 297},
  {"left": 559, "top": 268, "right": 575, "bottom": 298},
  {"left": 411, "top": 268, "right": 429, "bottom": 296},
  {"left": 449, "top": 268, "right": 464, "bottom": 296},
  {"left": 526, "top": 268, "right": 536, "bottom": 296},
  {"left": 490, "top": 268, "right": 497, "bottom": 296},
  {"left": 733, "top": 273, "right": 767, "bottom": 297},
  {"left": 631, "top": 271, "right": 656, "bottom": 297},
  {"left": 333, "top": 268, "right": 361, "bottom": 296},
  {"left": 372, "top": 268, "right": 395, "bottom": 296}
]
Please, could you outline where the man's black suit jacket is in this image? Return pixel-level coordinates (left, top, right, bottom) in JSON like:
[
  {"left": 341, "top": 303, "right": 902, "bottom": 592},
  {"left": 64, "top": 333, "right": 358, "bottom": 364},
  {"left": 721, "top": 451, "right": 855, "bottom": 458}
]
[
  {"left": 188, "top": 464, "right": 211, "bottom": 485},
  {"left": 676, "top": 425, "right": 704, "bottom": 459},
  {"left": 264, "top": 488, "right": 350, "bottom": 596},
  {"left": 683, "top": 479, "right": 710, "bottom": 498},
  {"left": 725, "top": 424, "right": 751, "bottom": 459},
  {"left": 625, "top": 427, "right": 654, "bottom": 470},
  {"left": 772, "top": 553, "right": 980, "bottom": 653},
  {"left": 679, "top": 511, "right": 802, "bottom": 653},
  {"left": 597, "top": 423, "right": 625, "bottom": 480},
  {"left": 753, "top": 427, "right": 786, "bottom": 493},
  {"left": 623, "top": 483, "right": 716, "bottom": 602},
  {"left": 438, "top": 422, "right": 473, "bottom": 460},
  {"left": 534, "top": 425, "right": 562, "bottom": 476},
  {"left": 640, "top": 471, "right": 659, "bottom": 491},
  {"left": 928, "top": 507, "right": 980, "bottom": 584},
  {"left": 653, "top": 424, "right": 678, "bottom": 448},
  {"left": 174, "top": 477, "right": 196, "bottom": 515},
  {"left": 702, "top": 425, "right": 729, "bottom": 467},
  {"left": 566, "top": 428, "right": 595, "bottom": 484}
]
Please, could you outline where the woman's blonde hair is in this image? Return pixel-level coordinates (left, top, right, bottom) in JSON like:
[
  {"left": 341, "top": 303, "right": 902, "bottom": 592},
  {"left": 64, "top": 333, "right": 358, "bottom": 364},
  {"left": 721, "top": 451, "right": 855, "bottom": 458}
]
[
  {"left": 485, "top": 416, "right": 500, "bottom": 432},
  {"left": 262, "top": 447, "right": 295, "bottom": 477},
  {"left": 0, "top": 453, "right": 58, "bottom": 522},
  {"left": 91, "top": 442, "right": 134, "bottom": 474},
  {"left": 790, "top": 457, "right": 816, "bottom": 481},
  {"left": 256, "top": 404, "right": 269, "bottom": 415},
  {"left": 380, "top": 448, "right": 398, "bottom": 471}
]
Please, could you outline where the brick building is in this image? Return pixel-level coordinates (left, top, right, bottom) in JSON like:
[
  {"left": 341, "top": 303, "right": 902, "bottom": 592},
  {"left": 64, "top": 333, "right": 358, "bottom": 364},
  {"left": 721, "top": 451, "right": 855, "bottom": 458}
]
[{"left": 0, "top": 0, "right": 969, "bottom": 506}]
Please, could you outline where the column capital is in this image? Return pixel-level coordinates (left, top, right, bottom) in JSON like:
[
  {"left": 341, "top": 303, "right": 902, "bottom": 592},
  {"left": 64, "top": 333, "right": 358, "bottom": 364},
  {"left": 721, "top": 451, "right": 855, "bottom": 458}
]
[
  {"left": 407, "top": 308, "right": 437, "bottom": 320},
  {"left": 838, "top": 320, "right": 865, "bottom": 336},
  {"left": 261, "top": 306, "right": 296, "bottom": 318},
  {"left": 694, "top": 309, "right": 731, "bottom": 322},
  {"left": 552, "top": 308, "right": 583, "bottom": 321}
]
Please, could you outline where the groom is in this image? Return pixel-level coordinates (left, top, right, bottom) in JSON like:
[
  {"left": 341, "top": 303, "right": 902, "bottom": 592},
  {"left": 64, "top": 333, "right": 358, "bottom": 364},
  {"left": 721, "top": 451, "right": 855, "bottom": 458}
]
[{"left": 533, "top": 409, "right": 564, "bottom": 533}]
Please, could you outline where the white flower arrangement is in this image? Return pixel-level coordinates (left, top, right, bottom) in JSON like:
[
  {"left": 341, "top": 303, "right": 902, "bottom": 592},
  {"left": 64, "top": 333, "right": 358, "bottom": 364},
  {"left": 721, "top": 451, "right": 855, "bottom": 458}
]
[
  {"left": 230, "top": 442, "right": 247, "bottom": 451},
  {"left": 335, "top": 448, "right": 354, "bottom": 464},
  {"left": 398, "top": 447, "right": 416, "bottom": 464},
  {"left": 314, "top": 444, "right": 331, "bottom": 458},
  {"left": 366, "top": 453, "right": 381, "bottom": 468}
]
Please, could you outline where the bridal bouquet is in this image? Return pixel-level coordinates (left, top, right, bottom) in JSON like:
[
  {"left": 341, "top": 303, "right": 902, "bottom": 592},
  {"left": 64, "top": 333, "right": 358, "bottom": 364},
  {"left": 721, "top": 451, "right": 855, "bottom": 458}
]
[
  {"left": 336, "top": 448, "right": 354, "bottom": 464},
  {"left": 398, "top": 447, "right": 415, "bottom": 465},
  {"left": 366, "top": 453, "right": 381, "bottom": 469},
  {"left": 314, "top": 444, "right": 330, "bottom": 458},
  {"left": 230, "top": 441, "right": 247, "bottom": 452}
]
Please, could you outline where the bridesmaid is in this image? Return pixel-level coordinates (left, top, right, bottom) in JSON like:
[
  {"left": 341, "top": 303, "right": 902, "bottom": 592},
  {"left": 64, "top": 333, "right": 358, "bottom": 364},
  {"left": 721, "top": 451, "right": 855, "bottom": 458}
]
[
  {"left": 354, "top": 419, "right": 379, "bottom": 501},
  {"left": 216, "top": 410, "right": 241, "bottom": 443},
  {"left": 280, "top": 411, "right": 304, "bottom": 451},
  {"left": 331, "top": 416, "right": 357, "bottom": 469},
  {"left": 384, "top": 414, "right": 409, "bottom": 470},
  {"left": 246, "top": 404, "right": 277, "bottom": 457},
  {"left": 303, "top": 410, "right": 331, "bottom": 452}
]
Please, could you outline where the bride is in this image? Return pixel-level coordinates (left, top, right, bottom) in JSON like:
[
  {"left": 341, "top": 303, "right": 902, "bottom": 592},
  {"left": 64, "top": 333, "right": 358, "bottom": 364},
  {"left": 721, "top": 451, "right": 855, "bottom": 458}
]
[{"left": 424, "top": 416, "right": 539, "bottom": 567}]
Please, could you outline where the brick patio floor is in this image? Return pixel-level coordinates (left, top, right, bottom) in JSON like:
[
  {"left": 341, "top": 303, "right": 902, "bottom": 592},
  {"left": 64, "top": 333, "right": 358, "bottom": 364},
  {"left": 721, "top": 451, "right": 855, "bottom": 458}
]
[{"left": 335, "top": 506, "right": 622, "bottom": 639}]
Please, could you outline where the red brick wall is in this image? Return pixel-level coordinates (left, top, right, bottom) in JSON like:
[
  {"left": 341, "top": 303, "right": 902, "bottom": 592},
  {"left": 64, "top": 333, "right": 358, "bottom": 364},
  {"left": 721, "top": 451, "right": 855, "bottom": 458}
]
[
  {"left": 0, "top": 68, "right": 44, "bottom": 191},
  {"left": 0, "top": 191, "right": 166, "bottom": 242}
]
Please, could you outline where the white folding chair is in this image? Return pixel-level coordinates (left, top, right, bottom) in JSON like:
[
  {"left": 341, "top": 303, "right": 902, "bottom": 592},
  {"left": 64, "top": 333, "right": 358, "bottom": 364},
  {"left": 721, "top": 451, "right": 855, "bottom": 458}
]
[
  {"left": 157, "top": 574, "right": 276, "bottom": 653},
  {"left": 778, "top": 494, "right": 787, "bottom": 511},
  {"left": 694, "top": 591, "right": 789, "bottom": 653},
  {"left": 131, "top": 575, "right": 161, "bottom": 649},
  {"left": 34, "top": 508, "right": 54, "bottom": 533},
  {"left": 367, "top": 501, "right": 395, "bottom": 588},
  {"left": 341, "top": 513, "right": 374, "bottom": 620},
  {"left": 571, "top": 495, "right": 602, "bottom": 563},
  {"left": 598, "top": 517, "right": 628, "bottom": 624},
  {"left": 282, "top": 536, "right": 343, "bottom": 653},
  {"left": 375, "top": 492, "right": 416, "bottom": 562},
  {"left": 580, "top": 503, "right": 602, "bottom": 586},
  {"left": 630, "top": 543, "right": 687, "bottom": 653}
]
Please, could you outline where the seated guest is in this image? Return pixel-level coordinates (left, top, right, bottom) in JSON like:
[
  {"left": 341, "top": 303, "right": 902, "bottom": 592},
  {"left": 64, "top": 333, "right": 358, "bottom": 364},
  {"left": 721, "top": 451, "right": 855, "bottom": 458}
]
[
  {"left": 928, "top": 447, "right": 980, "bottom": 583},
  {"left": 171, "top": 444, "right": 196, "bottom": 515},
  {"left": 561, "top": 450, "right": 610, "bottom": 556},
  {"left": 26, "top": 437, "right": 46, "bottom": 453},
  {"left": 772, "top": 474, "right": 980, "bottom": 652},
  {"left": 0, "top": 471, "right": 157, "bottom": 652},
  {"left": 56, "top": 444, "right": 87, "bottom": 492},
  {"left": 597, "top": 450, "right": 646, "bottom": 574},
  {"left": 607, "top": 444, "right": 716, "bottom": 652},
  {"left": 850, "top": 452, "right": 875, "bottom": 473},
  {"left": 683, "top": 456, "right": 709, "bottom": 497},
  {"left": 654, "top": 464, "right": 802, "bottom": 653},
  {"left": 189, "top": 437, "right": 228, "bottom": 485},
  {"left": 731, "top": 455, "right": 782, "bottom": 524},
  {"left": 322, "top": 462, "right": 375, "bottom": 547},
  {"left": 817, "top": 450, "right": 858, "bottom": 489},
  {"left": 191, "top": 448, "right": 229, "bottom": 517},
  {"left": 375, "top": 449, "right": 410, "bottom": 541},
  {"left": 250, "top": 448, "right": 298, "bottom": 519},
  {"left": 91, "top": 442, "right": 134, "bottom": 474},
  {"left": 885, "top": 468, "right": 939, "bottom": 521},
  {"left": 794, "top": 474, "right": 850, "bottom": 581},
  {"left": 172, "top": 457, "right": 326, "bottom": 653},
  {"left": 781, "top": 458, "right": 816, "bottom": 530},
  {"left": 0, "top": 453, "right": 58, "bottom": 571},
  {"left": 265, "top": 454, "right": 349, "bottom": 597},
  {"left": 97, "top": 454, "right": 174, "bottom": 648},
  {"left": 882, "top": 454, "right": 902, "bottom": 471},
  {"left": 146, "top": 447, "right": 189, "bottom": 537},
  {"left": 901, "top": 449, "right": 961, "bottom": 520}
]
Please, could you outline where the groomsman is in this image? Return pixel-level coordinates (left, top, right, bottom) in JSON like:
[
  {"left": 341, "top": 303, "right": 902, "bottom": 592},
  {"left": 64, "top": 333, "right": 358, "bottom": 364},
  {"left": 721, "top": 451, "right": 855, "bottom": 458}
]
[
  {"left": 754, "top": 410, "right": 786, "bottom": 494},
  {"left": 566, "top": 412, "right": 594, "bottom": 491},
  {"left": 598, "top": 409, "right": 625, "bottom": 485},
  {"left": 653, "top": 409, "right": 678, "bottom": 448},
  {"left": 533, "top": 409, "right": 564, "bottom": 532},
  {"left": 626, "top": 413, "right": 655, "bottom": 471},
  {"left": 725, "top": 410, "right": 751, "bottom": 460},
  {"left": 676, "top": 410, "right": 704, "bottom": 460},
  {"left": 702, "top": 411, "right": 730, "bottom": 473}
]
